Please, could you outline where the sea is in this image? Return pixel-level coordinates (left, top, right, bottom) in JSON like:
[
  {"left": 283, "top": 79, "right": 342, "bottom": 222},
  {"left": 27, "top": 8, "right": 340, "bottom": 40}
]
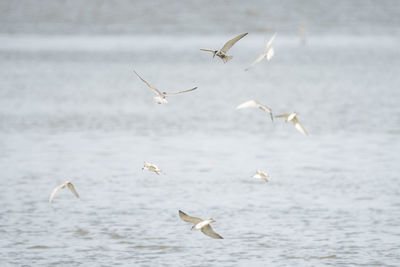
[{"left": 0, "top": 1, "right": 399, "bottom": 266}]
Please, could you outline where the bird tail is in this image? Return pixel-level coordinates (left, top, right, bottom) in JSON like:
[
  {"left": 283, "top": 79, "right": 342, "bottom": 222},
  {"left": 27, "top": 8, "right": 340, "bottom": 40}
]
[{"left": 222, "top": 56, "right": 233, "bottom": 63}]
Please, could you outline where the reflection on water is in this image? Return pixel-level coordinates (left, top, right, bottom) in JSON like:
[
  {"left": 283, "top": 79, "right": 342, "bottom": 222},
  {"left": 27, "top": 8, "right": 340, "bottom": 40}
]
[{"left": 0, "top": 34, "right": 399, "bottom": 266}]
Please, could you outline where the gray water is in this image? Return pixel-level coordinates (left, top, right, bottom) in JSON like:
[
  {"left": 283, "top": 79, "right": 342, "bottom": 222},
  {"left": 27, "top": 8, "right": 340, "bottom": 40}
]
[
  {"left": 1, "top": 2, "right": 400, "bottom": 266},
  {"left": 1, "top": 33, "right": 399, "bottom": 266}
]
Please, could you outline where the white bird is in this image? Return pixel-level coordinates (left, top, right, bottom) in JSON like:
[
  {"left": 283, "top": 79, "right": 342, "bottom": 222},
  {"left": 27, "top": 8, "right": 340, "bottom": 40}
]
[
  {"left": 236, "top": 100, "right": 274, "bottom": 121},
  {"left": 252, "top": 170, "right": 269, "bottom": 182},
  {"left": 275, "top": 112, "right": 308, "bottom": 136},
  {"left": 178, "top": 210, "right": 223, "bottom": 239},
  {"left": 142, "top": 161, "right": 163, "bottom": 175},
  {"left": 245, "top": 33, "right": 277, "bottom": 71},
  {"left": 200, "top": 33, "right": 248, "bottom": 63},
  {"left": 133, "top": 70, "right": 197, "bottom": 104},
  {"left": 49, "top": 181, "right": 80, "bottom": 203}
]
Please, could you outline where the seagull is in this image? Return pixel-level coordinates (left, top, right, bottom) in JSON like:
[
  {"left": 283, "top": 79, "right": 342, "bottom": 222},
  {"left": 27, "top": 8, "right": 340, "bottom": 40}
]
[
  {"left": 245, "top": 32, "right": 277, "bottom": 71},
  {"left": 49, "top": 181, "right": 80, "bottom": 203},
  {"left": 252, "top": 170, "right": 269, "bottom": 182},
  {"left": 133, "top": 70, "right": 197, "bottom": 104},
  {"left": 142, "top": 161, "right": 163, "bottom": 175},
  {"left": 236, "top": 100, "right": 274, "bottom": 121},
  {"left": 275, "top": 112, "right": 308, "bottom": 135},
  {"left": 178, "top": 210, "right": 223, "bottom": 239},
  {"left": 200, "top": 33, "right": 248, "bottom": 63}
]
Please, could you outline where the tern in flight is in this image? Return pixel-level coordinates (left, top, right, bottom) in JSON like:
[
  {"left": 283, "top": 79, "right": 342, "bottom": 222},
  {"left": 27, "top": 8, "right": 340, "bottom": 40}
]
[
  {"left": 49, "top": 181, "right": 80, "bottom": 203},
  {"left": 252, "top": 170, "right": 269, "bottom": 182},
  {"left": 236, "top": 100, "right": 274, "bottom": 122},
  {"left": 134, "top": 70, "right": 197, "bottom": 104},
  {"left": 275, "top": 112, "right": 308, "bottom": 136},
  {"left": 200, "top": 33, "right": 248, "bottom": 63},
  {"left": 178, "top": 210, "right": 223, "bottom": 239},
  {"left": 142, "top": 161, "right": 164, "bottom": 175},
  {"left": 245, "top": 32, "right": 277, "bottom": 71}
]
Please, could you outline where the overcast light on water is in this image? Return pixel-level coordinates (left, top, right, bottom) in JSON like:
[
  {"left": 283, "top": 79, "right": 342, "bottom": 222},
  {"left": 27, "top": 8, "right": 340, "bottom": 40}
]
[{"left": 1, "top": 1, "right": 400, "bottom": 266}]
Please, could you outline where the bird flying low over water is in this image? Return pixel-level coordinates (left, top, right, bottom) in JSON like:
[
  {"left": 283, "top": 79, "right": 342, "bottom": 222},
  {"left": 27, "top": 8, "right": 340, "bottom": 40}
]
[
  {"left": 275, "top": 112, "right": 308, "bottom": 136},
  {"left": 252, "top": 170, "right": 269, "bottom": 182},
  {"left": 49, "top": 181, "right": 80, "bottom": 203},
  {"left": 178, "top": 210, "right": 223, "bottom": 239},
  {"left": 245, "top": 33, "right": 277, "bottom": 71},
  {"left": 142, "top": 161, "right": 164, "bottom": 175},
  {"left": 236, "top": 100, "right": 274, "bottom": 122},
  {"left": 133, "top": 70, "right": 197, "bottom": 104},
  {"left": 200, "top": 33, "right": 248, "bottom": 63}
]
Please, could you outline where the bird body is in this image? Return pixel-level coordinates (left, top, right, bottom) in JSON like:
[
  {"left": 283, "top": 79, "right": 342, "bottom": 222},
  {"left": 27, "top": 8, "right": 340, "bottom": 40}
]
[
  {"left": 49, "top": 181, "right": 80, "bottom": 203},
  {"left": 179, "top": 210, "right": 223, "bottom": 239},
  {"left": 252, "top": 170, "right": 269, "bottom": 182},
  {"left": 192, "top": 219, "right": 214, "bottom": 230},
  {"left": 275, "top": 112, "right": 308, "bottom": 135},
  {"left": 236, "top": 100, "right": 274, "bottom": 121},
  {"left": 153, "top": 95, "right": 168, "bottom": 104},
  {"left": 200, "top": 33, "right": 248, "bottom": 63},
  {"left": 133, "top": 70, "right": 197, "bottom": 104}
]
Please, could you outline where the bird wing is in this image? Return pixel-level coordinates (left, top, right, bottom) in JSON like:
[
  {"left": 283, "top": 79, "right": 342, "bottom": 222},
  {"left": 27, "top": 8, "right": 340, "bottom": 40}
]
[
  {"left": 236, "top": 100, "right": 261, "bottom": 109},
  {"left": 275, "top": 114, "right": 290, "bottom": 118},
  {"left": 245, "top": 53, "right": 268, "bottom": 71},
  {"left": 236, "top": 100, "right": 273, "bottom": 121},
  {"left": 220, "top": 33, "right": 248, "bottom": 53},
  {"left": 133, "top": 70, "right": 163, "bottom": 96},
  {"left": 200, "top": 49, "right": 216, "bottom": 53},
  {"left": 264, "top": 32, "right": 277, "bottom": 53},
  {"left": 164, "top": 87, "right": 197, "bottom": 96},
  {"left": 49, "top": 184, "right": 64, "bottom": 203},
  {"left": 293, "top": 118, "right": 308, "bottom": 136},
  {"left": 178, "top": 210, "right": 203, "bottom": 224},
  {"left": 67, "top": 182, "right": 80, "bottom": 199},
  {"left": 201, "top": 224, "right": 223, "bottom": 239}
]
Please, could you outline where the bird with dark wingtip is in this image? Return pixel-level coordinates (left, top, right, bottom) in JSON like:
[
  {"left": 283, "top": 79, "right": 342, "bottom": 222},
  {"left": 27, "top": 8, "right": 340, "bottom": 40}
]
[
  {"left": 200, "top": 32, "right": 248, "bottom": 63},
  {"left": 179, "top": 210, "right": 223, "bottom": 239}
]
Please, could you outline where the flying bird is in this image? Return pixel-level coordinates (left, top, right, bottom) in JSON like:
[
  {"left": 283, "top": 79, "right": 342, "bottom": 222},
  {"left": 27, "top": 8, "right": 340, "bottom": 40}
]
[
  {"left": 49, "top": 181, "right": 80, "bottom": 203},
  {"left": 252, "top": 170, "right": 269, "bottom": 182},
  {"left": 245, "top": 32, "right": 277, "bottom": 71},
  {"left": 275, "top": 112, "right": 308, "bottom": 136},
  {"left": 178, "top": 210, "right": 223, "bottom": 239},
  {"left": 236, "top": 100, "right": 274, "bottom": 121},
  {"left": 200, "top": 33, "right": 248, "bottom": 63},
  {"left": 142, "top": 161, "right": 163, "bottom": 175},
  {"left": 133, "top": 70, "right": 197, "bottom": 104}
]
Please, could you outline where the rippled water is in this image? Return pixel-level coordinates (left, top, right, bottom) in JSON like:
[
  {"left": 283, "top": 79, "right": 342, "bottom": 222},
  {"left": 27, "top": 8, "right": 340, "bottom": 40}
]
[{"left": 0, "top": 34, "right": 399, "bottom": 266}]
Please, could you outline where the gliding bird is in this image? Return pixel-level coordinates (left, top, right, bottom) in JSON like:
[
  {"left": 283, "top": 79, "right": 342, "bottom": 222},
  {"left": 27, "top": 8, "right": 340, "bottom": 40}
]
[
  {"left": 134, "top": 70, "right": 197, "bottom": 104},
  {"left": 49, "top": 181, "right": 80, "bottom": 203},
  {"left": 142, "top": 161, "right": 164, "bottom": 175},
  {"left": 178, "top": 210, "right": 223, "bottom": 239},
  {"left": 236, "top": 100, "right": 274, "bottom": 121},
  {"left": 275, "top": 112, "right": 308, "bottom": 136},
  {"left": 252, "top": 170, "right": 269, "bottom": 182},
  {"left": 200, "top": 33, "right": 248, "bottom": 63},
  {"left": 245, "top": 32, "right": 277, "bottom": 71}
]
